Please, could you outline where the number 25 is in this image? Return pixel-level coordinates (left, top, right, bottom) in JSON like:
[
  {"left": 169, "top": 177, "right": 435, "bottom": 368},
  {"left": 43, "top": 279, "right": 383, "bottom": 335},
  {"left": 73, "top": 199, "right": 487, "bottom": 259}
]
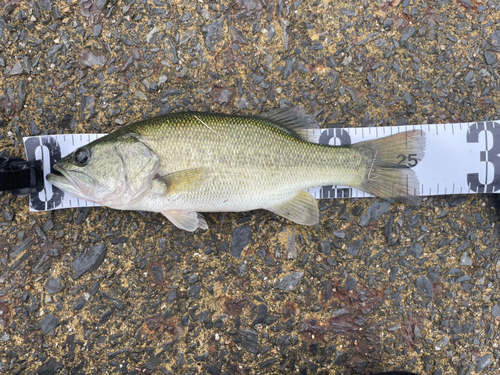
[{"left": 397, "top": 154, "right": 418, "bottom": 167}]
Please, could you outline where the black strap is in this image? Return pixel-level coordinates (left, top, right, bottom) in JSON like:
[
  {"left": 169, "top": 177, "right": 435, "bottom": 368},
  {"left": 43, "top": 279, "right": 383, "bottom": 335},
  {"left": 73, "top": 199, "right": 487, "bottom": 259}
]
[{"left": 0, "top": 156, "right": 44, "bottom": 195}]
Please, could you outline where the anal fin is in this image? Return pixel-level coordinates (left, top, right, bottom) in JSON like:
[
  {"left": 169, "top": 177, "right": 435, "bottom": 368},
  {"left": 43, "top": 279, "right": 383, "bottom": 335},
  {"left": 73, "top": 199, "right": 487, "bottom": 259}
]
[
  {"left": 266, "top": 191, "right": 319, "bottom": 226},
  {"left": 162, "top": 210, "right": 208, "bottom": 231}
]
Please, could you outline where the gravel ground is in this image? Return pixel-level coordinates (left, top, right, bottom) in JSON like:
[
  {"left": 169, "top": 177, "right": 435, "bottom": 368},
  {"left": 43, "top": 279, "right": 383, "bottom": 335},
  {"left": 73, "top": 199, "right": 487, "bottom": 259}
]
[{"left": 1, "top": 0, "right": 500, "bottom": 374}]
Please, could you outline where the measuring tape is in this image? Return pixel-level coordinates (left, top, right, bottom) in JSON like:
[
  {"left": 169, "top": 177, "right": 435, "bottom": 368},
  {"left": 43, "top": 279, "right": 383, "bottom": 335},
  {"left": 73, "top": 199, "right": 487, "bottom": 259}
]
[{"left": 23, "top": 120, "right": 500, "bottom": 212}]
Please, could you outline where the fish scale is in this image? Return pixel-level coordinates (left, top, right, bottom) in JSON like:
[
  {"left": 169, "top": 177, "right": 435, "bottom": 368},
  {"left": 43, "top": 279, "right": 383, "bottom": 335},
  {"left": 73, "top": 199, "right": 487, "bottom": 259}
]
[{"left": 130, "top": 112, "right": 361, "bottom": 210}]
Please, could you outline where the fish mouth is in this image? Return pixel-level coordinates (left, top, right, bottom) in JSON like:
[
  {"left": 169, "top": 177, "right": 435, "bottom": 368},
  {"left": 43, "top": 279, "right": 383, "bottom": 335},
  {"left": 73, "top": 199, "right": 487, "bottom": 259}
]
[
  {"left": 47, "top": 164, "right": 93, "bottom": 199},
  {"left": 46, "top": 164, "right": 71, "bottom": 186}
]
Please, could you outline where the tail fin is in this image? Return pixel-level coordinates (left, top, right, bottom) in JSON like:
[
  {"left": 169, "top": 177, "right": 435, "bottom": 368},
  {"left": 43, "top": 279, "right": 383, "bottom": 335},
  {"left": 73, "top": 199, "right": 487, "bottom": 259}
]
[{"left": 352, "top": 130, "right": 426, "bottom": 205}]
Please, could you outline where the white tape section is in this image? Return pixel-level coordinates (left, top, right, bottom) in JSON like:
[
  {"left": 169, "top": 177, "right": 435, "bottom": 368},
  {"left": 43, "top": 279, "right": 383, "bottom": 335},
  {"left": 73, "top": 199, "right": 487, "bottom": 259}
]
[{"left": 23, "top": 121, "right": 500, "bottom": 212}]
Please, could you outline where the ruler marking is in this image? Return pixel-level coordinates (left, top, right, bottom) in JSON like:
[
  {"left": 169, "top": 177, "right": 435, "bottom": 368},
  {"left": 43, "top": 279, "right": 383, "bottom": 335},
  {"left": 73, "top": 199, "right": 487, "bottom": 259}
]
[
  {"left": 25, "top": 120, "right": 500, "bottom": 211},
  {"left": 40, "top": 139, "right": 47, "bottom": 210},
  {"left": 485, "top": 128, "right": 489, "bottom": 189}
]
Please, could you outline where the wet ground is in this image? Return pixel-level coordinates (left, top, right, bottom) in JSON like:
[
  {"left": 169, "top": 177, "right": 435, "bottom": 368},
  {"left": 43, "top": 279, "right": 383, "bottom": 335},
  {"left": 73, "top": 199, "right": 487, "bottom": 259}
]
[{"left": 1, "top": 0, "right": 500, "bottom": 374}]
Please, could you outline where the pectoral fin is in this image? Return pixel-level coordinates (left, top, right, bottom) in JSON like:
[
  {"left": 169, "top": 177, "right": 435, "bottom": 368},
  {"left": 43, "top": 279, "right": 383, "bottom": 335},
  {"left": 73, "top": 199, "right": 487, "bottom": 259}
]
[
  {"left": 162, "top": 210, "right": 208, "bottom": 231},
  {"left": 266, "top": 190, "right": 319, "bottom": 225},
  {"left": 155, "top": 167, "right": 213, "bottom": 195}
]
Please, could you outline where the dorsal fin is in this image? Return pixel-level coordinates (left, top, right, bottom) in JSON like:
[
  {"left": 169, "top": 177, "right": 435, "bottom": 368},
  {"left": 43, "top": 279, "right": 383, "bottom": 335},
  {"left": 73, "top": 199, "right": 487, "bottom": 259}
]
[{"left": 255, "top": 106, "right": 320, "bottom": 143}]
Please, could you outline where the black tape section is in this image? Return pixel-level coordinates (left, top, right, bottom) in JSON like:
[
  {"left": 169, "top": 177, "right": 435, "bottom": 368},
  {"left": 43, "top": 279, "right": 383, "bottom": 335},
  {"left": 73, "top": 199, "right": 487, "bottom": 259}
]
[{"left": 0, "top": 157, "right": 44, "bottom": 195}]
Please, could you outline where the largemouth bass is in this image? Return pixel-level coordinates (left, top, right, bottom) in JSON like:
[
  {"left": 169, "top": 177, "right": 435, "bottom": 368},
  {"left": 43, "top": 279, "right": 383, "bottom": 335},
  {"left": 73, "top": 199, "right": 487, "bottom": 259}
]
[{"left": 47, "top": 107, "right": 425, "bottom": 231}]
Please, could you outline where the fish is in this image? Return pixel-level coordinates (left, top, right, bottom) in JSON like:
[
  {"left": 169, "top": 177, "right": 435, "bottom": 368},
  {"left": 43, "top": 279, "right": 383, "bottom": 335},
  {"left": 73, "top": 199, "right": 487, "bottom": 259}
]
[{"left": 47, "top": 107, "right": 425, "bottom": 231}]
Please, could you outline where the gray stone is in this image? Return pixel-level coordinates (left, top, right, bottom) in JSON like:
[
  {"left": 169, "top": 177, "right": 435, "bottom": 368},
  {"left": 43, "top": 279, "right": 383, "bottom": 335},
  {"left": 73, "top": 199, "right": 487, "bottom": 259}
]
[
  {"left": 10, "top": 62, "right": 23, "bottom": 75},
  {"left": 146, "top": 26, "right": 159, "bottom": 44},
  {"left": 464, "top": 70, "right": 474, "bottom": 84},
  {"left": 230, "top": 225, "right": 251, "bottom": 258},
  {"left": 476, "top": 354, "right": 492, "bottom": 371},
  {"left": 94, "top": 24, "right": 102, "bottom": 37},
  {"left": 37, "top": 358, "right": 62, "bottom": 375},
  {"left": 359, "top": 200, "right": 390, "bottom": 227},
  {"left": 416, "top": 275, "right": 433, "bottom": 298},
  {"left": 189, "top": 284, "right": 201, "bottom": 299},
  {"left": 456, "top": 275, "right": 471, "bottom": 283},
  {"left": 460, "top": 252, "right": 473, "bottom": 266},
  {"left": 333, "top": 230, "right": 345, "bottom": 238},
  {"left": 283, "top": 57, "right": 296, "bottom": 79},
  {"left": 274, "top": 272, "right": 303, "bottom": 291},
  {"left": 345, "top": 276, "right": 357, "bottom": 291},
  {"left": 485, "top": 51, "right": 496, "bottom": 65},
  {"left": 400, "top": 26, "right": 416, "bottom": 43},
  {"left": 44, "top": 275, "right": 63, "bottom": 295},
  {"left": 404, "top": 91, "right": 412, "bottom": 105},
  {"left": 73, "top": 298, "right": 86, "bottom": 311},
  {"left": 166, "top": 37, "right": 178, "bottom": 64},
  {"left": 71, "top": 243, "right": 107, "bottom": 279},
  {"left": 47, "top": 44, "right": 62, "bottom": 59},
  {"left": 81, "top": 50, "right": 107, "bottom": 67},
  {"left": 236, "top": 97, "right": 249, "bottom": 110},
  {"left": 145, "top": 355, "right": 160, "bottom": 370},
  {"left": 346, "top": 240, "right": 363, "bottom": 256},
  {"left": 39, "top": 314, "right": 59, "bottom": 334},
  {"left": 311, "top": 42, "right": 323, "bottom": 50},
  {"left": 205, "top": 17, "right": 225, "bottom": 51},
  {"left": 435, "top": 336, "right": 449, "bottom": 350},
  {"left": 407, "top": 243, "right": 423, "bottom": 259},
  {"left": 492, "top": 304, "right": 500, "bottom": 319},
  {"left": 252, "top": 304, "right": 267, "bottom": 325},
  {"left": 489, "top": 30, "right": 500, "bottom": 51},
  {"left": 240, "top": 329, "right": 258, "bottom": 353},
  {"left": 332, "top": 307, "right": 350, "bottom": 317},
  {"left": 319, "top": 239, "right": 331, "bottom": 255},
  {"left": 38, "top": 0, "right": 52, "bottom": 11},
  {"left": 80, "top": 95, "right": 95, "bottom": 122}
]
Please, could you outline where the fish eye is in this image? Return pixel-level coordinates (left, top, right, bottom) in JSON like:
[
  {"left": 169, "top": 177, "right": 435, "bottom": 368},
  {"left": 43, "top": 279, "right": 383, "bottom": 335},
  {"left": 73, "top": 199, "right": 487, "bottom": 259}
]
[{"left": 73, "top": 148, "right": 90, "bottom": 166}]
